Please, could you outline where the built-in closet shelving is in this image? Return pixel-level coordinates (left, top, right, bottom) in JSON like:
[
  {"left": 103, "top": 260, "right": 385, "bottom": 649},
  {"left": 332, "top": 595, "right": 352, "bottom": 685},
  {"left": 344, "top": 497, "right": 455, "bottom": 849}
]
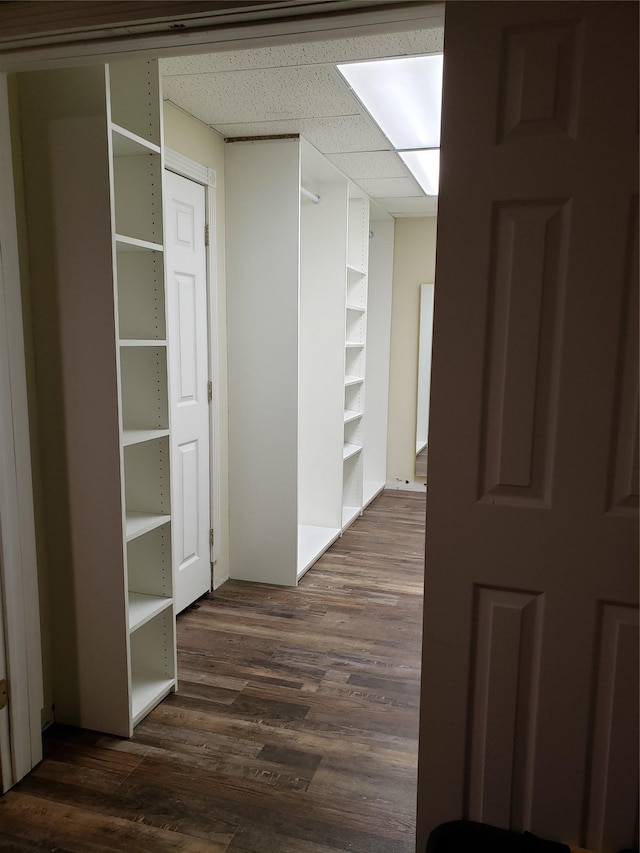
[
  {"left": 226, "top": 136, "right": 393, "bottom": 587},
  {"left": 18, "top": 60, "right": 176, "bottom": 737},
  {"left": 342, "top": 191, "right": 369, "bottom": 529}
]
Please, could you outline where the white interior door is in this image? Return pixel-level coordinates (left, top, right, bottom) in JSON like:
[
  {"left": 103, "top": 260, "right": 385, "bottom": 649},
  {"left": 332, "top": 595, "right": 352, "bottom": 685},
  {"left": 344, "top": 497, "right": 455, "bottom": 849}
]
[
  {"left": 164, "top": 169, "right": 211, "bottom": 613},
  {"left": 418, "top": 3, "right": 638, "bottom": 850}
]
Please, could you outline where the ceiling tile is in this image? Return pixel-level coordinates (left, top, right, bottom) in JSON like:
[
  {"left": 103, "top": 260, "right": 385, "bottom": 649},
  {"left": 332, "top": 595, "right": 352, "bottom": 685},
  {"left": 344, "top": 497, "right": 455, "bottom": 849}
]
[
  {"left": 160, "top": 27, "right": 444, "bottom": 76},
  {"left": 163, "top": 65, "right": 356, "bottom": 125},
  {"left": 160, "top": 28, "right": 443, "bottom": 218},
  {"left": 326, "top": 151, "right": 409, "bottom": 180},
  {"left": 355, "top": 176, "right": 422, "bottom": 198}
]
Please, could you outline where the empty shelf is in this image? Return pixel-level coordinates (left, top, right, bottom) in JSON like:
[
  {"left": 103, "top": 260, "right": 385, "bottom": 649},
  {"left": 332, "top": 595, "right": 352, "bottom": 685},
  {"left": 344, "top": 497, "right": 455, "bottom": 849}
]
[
  {"left": 122, "top": 429, "right": 170, "bottom": 447},
  {"left": 131, "top": 675, "right": 175, "bottom": 726},
  {"left": 115, "top": 234, "right": 164, "bottom": 253},
  {"left": 128, "top": 593, "right": 172, "bottom": 633},
  {"left": 125, "top": 511, "right": 170, "bottom": 541},
  {"left": 363, "top": 480, "right": 385, "bottom": 509},
  {"left": 119, "top": 339, "right": 167, "bottom": 347},
  {"left": 346, "top": 263, "right": 366, "bottom": 277},
  {"left": 344, "top": 410, "right": 362, "bottom": 424},
  {"left": 343, "top": 443, "right": 362, "bottom": 461},
  {"left": 112, "top": 124, "right": 161, "bottom": 157},
  {"left": 297, "top": 524, "right": 341, "bottom": 577},
  {"left": 342, "top": 505, "right": 361, "bottom": 529},
  {"left": 345, "top": 375, "right": 364, "bottom": 387}
]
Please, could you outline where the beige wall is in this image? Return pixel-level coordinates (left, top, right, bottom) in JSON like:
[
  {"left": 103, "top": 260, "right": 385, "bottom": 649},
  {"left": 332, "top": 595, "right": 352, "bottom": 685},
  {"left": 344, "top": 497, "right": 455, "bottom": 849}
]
[
  {"left": 386, "top": 216, "right": 437, "bottom": 490},
  {"left": 163, "top": 101, "right": 230, "bottom": 588}
]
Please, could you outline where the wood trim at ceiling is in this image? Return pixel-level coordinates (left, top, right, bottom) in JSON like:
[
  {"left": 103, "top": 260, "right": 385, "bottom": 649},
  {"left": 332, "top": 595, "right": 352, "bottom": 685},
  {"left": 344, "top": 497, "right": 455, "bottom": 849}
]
[{"left": 0, "top": 1, "right": 444, "bottom": 73}]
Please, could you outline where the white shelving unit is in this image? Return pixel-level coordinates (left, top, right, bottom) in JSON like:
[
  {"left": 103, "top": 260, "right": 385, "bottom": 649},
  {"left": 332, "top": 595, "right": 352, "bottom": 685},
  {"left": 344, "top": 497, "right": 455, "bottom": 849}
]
[
  {"left": 227, "top": 137, "right": 348, "bottom": 584},
  {"left": 17, "top": 60, "right": 176, "bottom": 737},
  {"left": 363, "top": 203, "right": 395, "bottom": 505},
  {"left": 111, "top": 60, "right": 176, "bottom": 732},
  {"left": 341, "top": 190, "right": 369, "bottom": 530},
  {"left": 226, "top": 137, "right": 394, "bottom": 586}
]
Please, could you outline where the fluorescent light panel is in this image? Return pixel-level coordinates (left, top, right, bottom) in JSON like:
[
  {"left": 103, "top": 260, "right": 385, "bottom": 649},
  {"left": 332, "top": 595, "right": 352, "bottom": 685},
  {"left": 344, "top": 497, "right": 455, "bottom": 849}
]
[
  {"left": 337, "top": 54, "right": 443, "bottom": 150},
  {"left": 399, "top": 149, "right": 440, "bottom": 196}
]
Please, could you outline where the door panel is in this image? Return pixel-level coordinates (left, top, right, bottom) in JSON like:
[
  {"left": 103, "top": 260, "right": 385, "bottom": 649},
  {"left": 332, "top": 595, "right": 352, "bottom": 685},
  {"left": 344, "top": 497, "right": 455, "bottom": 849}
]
[
  {"left": 417, "top": 3, "right": 638, "bottom": 850},
  {"left": 165, "top": 170, "right": 210, "bottom": 613}
]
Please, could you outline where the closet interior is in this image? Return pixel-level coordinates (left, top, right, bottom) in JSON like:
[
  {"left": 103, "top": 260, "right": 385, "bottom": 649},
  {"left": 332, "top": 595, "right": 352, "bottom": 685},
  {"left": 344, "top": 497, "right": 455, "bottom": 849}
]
[{"left": 16, "top": 62, "right": 394, "bottom": 736}]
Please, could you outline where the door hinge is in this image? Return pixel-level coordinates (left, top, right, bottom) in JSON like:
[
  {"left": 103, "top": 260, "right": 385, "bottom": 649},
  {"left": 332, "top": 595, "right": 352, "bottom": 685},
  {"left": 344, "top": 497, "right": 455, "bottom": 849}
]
[
  {"left": 0, "top": 679, "right": 8, "bottom": 711},
  {"left": 208, "top": 380, "right": 213, "bottom": 402},
  {"left": 209, "top": 528, "right": 215, "bottom": 548},
  {"left": 204, "top": 223, "right": 210, "bottom": 247}
]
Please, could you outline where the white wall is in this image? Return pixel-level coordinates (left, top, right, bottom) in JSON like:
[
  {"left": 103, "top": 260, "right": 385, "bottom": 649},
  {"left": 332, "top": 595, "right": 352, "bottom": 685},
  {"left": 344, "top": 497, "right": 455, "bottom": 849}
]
[
  {"left": 163, "top": 101, "right": 230, "bottom": 588},
  {"left": 386, "top": 216, "right": 438, "bottom": 490}
]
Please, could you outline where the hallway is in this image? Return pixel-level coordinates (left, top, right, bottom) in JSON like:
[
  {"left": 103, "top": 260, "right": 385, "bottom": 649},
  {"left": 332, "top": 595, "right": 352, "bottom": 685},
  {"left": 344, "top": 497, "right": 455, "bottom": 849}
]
[{"left": 0, "top": 490, "right": 426, "bottom": 852}]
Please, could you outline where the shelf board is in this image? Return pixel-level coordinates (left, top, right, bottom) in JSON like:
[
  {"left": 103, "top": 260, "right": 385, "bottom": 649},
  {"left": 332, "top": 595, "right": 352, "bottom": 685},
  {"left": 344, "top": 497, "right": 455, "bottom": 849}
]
[
  {"left": 297, "top": 524, "right": 341, "bottom": 577},
  {"left": 122, "top": 429, "right": 170, "bottom": 447},
  {"left": 345, "top": 340, "right": 364, "bottom": 349},
  {"left": 363, "top": 480, "right": 385, "bottom": 509},
  {"left": 125, "top": 511, "right": 170, "bottom": 542},
  {"left": 342, "top": 505, "right": 361, "bottom": 529},
  {"left": 346, "top": 303, "right": 366, "bottom": 313},
  {"left": 112, "top": 124, "right": 162, "bottom": 157},
  {"left": 345, "top": 375, "right": 364, "bottom": 387},
  {"left": 343, "top": 443, "right": 362, "bottom": 461},
  {"left": 128, "top": 593, "right": 172, "bottom": 633},
  {"left": 119, "top": 339, "right": 167, "bottom": 347},
  {"left": 344, "top": 409, "right": 362, "bottom": 424},
  {"left": 115, "top": 234, "right": 164, "bottom": 253},
  {"left": 131, "top": 675, "right": 175, "bottom": 726},
  {"left": 347, "top": 263, "right": 366, "bottom": 277}
]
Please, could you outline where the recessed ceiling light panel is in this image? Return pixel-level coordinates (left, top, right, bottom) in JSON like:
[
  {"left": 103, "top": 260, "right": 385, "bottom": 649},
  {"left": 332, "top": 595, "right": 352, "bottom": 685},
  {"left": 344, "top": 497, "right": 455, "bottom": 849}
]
[
  {"left": 399, "top": 149, "right": 440, "bottom": 196},
  {"left": 336, "top": 54, "right": 443, "bottom": 150}
]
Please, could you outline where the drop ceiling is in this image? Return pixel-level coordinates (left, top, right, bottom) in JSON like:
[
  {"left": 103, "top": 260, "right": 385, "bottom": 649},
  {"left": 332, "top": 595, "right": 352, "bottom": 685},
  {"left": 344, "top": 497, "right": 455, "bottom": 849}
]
[{"left": 160, "top": 25, "right": 444, "bottom": 217}]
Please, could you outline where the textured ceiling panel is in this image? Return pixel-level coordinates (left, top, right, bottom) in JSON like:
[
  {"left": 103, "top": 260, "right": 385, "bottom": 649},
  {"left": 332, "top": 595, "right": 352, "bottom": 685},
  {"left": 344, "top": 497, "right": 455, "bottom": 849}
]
[
  {"left": 160, "top": 27, "right": 443, "bottom": 75},
  {"left": 163, "top": 64, "right": 356, "bottom": 124},
  {"left": 376, "top": 196, "right": 439, "bottom": 216},
  {"left": 209, "top": 114, "right": 390, "bottom": 154},
  {"left": 161, "top": 28, "right": 443, "bottom": 216},
  {"left": 326, "top": 151, "right": 409, "bottom": 180},
  {"left": 355, "top": 176, "right": 422, "bottom": 198}
]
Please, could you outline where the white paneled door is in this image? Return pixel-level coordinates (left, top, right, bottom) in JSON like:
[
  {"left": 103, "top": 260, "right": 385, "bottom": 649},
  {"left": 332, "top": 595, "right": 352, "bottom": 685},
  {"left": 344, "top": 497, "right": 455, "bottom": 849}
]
[
  {"left": 164, "top": 170, "right": 211, "bottom": 613},
  {"left": 418, "top": 2, "right": 638, "bottom": 851}
]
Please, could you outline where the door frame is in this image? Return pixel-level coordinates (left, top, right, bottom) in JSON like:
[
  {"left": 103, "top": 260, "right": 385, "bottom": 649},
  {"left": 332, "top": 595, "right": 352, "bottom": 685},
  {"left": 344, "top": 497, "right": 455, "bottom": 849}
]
[
  {"left": 165, "top": 148, "right": 221, "bottom": 572},
  {"left": 0, "top": 71, "right": 43, "bottom": 786}
]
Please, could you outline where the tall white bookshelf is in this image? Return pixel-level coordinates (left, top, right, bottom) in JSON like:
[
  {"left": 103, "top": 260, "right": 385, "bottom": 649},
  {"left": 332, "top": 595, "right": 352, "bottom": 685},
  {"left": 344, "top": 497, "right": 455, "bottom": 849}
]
[
  {"left": 226, "top": 137, "right": 393, "bottom": 586},
  {"left": 342, "top": 190, "right": 369, "bottom": 529},
  {"left": 109, "top": 61, "right": 176, "bottom": 729},
  {"left": 363, "top": 205, "right": 395, "bottom": 505},
  {"left": 18, "top": 60, "right": 176, "bottom": 736},
  {"left": 298, "top": 143, "right": 348, "bottom": 576}
]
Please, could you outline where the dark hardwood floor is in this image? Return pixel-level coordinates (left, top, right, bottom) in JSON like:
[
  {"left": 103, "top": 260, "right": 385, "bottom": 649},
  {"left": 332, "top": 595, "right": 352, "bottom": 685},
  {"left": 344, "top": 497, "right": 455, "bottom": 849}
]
[{"left": 0, "top": 490, "right": 426, "bottom": 852}]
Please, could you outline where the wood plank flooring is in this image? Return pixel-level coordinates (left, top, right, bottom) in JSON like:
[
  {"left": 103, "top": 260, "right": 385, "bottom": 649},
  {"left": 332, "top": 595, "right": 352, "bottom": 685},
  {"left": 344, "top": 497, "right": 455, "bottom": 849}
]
[{"left": 0, "top": 490, "right": 426, "bottom": 853}]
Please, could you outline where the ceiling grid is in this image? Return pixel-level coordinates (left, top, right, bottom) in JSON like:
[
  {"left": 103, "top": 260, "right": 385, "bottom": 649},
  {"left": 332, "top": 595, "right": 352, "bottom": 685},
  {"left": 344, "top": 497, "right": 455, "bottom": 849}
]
[{"left": 161, "top": 26, "right": 444, "bottom": 216}]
